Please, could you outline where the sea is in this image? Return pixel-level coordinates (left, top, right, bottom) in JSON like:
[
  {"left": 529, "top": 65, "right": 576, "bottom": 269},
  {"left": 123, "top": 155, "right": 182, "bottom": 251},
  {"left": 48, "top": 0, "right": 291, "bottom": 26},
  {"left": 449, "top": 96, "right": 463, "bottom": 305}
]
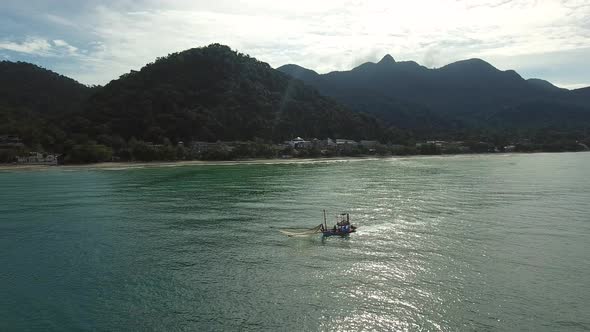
[{"left": 1, "top": 153, "right": 589, "bottom": 331}]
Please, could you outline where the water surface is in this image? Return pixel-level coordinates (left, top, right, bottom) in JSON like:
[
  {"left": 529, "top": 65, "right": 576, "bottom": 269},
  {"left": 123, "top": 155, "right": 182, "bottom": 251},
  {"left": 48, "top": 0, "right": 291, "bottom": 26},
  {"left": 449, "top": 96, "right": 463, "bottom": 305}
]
[{"left": 1, "top": 153, "right": 589, "bottom": 331}]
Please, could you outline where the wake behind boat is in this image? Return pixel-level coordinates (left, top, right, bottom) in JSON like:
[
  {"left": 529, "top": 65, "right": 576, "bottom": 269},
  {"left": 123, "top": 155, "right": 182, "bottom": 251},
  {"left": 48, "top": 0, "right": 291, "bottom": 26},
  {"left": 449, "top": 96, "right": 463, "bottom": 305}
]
[{"left": 279, "top": 210, "right": 357, "bottom": 237}]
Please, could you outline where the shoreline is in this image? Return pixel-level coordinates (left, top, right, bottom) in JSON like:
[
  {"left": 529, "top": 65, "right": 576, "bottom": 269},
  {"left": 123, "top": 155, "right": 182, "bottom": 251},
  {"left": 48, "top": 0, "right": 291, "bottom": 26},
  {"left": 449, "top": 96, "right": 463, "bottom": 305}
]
[
  {"left": 0, "top": 156, "right": 383, "bottom": 171},
  {"left": 1, "top": 151, "right": 587, "bottom": 171}
]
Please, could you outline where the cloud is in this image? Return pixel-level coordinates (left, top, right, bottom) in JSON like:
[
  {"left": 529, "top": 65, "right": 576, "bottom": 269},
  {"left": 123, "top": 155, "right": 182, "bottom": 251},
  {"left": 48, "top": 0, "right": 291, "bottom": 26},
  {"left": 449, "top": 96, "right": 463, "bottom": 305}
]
[
  {"left": 52, "top": 39, "right": 78, "bottom": 54},
  {"left": 0, "top": 37, "right": 79, "bottom": 57},
  {"left": 45, "top": 14, "right": 76, "bottom": 27},
  {"left": 485, "top": 47, "right": 590, "bottom": 88},
  {"left": 422, "top": 48, "right": 441, "bottom": 68},
  {"left": 0, "top": 0, "right": 588, "bottom": 88},
  {"left": 555, "top": 82, "right": 588, "bottom": 90},
  {"left": 0, "top": 37, "right": 51, "bottom": 55}
]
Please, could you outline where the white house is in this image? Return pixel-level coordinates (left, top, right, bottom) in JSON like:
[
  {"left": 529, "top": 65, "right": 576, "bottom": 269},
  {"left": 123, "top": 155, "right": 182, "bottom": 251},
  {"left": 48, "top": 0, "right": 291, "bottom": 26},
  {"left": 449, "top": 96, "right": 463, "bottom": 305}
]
[
  {"left": 335, "top": 139, "right": 358, "bottom": 146},
  {"left": 17, "top": 152, "right": 59, "bottom": 165},
  {"left": 287, "top": 137, "right": 311, "bottom": 149}
]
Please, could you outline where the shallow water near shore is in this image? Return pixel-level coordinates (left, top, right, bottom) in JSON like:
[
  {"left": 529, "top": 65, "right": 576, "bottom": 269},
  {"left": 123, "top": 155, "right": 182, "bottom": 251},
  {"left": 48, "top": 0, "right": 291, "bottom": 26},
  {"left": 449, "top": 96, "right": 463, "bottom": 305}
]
[{"left": 1, "top": 152, "right": 589, "bottom": 331}]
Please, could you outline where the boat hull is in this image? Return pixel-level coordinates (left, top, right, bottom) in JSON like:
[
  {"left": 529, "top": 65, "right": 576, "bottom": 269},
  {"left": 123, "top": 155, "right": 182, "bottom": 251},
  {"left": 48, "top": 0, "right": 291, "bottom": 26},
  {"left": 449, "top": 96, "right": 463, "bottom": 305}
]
[{"left": 322, "top": 229, "right": 356, "bottom": 237}]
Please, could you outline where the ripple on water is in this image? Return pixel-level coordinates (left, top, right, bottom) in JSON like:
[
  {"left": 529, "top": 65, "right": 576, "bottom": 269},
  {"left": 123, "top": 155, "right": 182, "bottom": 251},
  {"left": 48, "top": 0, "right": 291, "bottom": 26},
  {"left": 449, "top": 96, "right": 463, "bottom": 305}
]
[{"left": 1, "top": 153, "right": 590, "bottom": 331}]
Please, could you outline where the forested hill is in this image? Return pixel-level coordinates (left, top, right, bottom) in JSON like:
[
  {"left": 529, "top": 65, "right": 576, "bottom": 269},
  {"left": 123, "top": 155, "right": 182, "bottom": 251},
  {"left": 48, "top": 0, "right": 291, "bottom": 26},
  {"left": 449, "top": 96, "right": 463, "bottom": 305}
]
[
  {"left": 1, "top": 44, "right": 397, "bottom": 162},
  {"left": 0, "top": 61, "right": 99, "bottom": 152},
  {"left": 2, "top": 44, "right": 589, "bottom": 163},
  {"left": 0, "top": 61, "right": 94, "bottom": 114},
  {"left": 277, "top": 57, "right": 590, "bottom": 130},
  {"left": 83, "top": 44, "right": 389, "bottom": 143}
]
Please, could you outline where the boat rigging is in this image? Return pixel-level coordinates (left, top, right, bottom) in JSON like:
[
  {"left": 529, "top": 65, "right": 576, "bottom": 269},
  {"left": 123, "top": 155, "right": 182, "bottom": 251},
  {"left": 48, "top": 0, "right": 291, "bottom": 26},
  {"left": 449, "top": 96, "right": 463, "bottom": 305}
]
[{"left": 279, "top": 210, "right": 357, "bottom": 237}]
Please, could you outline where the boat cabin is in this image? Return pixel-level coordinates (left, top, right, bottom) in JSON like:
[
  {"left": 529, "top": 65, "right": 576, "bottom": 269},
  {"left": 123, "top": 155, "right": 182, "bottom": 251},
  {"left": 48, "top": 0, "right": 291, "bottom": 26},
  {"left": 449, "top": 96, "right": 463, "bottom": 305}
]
[{"left": 322, "top": 212, "right": 356, "bottom": 237}]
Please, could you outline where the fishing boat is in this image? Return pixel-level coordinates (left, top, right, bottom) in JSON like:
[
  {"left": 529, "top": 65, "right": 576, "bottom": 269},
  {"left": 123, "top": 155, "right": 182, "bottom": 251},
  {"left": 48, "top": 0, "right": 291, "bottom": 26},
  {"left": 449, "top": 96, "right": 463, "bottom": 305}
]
[
  {"left": 320, "top": 211, "right": 356, "bottom": 237},
  {"left": 279, "top": 210, "right": 357, "bottom": 237}
]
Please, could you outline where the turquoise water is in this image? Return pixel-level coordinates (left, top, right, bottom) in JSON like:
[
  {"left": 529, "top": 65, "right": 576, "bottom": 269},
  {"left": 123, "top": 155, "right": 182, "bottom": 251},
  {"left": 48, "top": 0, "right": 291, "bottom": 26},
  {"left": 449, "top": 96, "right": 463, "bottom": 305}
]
[{"left": 1, "top": 153, "right": 589, "bottom": 331}]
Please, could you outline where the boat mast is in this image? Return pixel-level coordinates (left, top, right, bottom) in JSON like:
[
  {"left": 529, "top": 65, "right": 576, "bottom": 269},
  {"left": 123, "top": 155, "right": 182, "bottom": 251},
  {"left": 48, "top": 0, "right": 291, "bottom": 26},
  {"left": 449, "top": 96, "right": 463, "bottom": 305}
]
[{"left": 323, "top": 210, "right": 327, "bottom": 230}]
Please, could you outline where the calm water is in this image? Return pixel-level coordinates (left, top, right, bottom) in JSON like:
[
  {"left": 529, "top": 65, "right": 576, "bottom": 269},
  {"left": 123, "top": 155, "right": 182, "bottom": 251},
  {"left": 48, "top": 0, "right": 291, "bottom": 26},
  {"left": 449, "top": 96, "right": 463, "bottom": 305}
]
[{"left": 1, "top": 153, "right": 589, "bottom": 331}]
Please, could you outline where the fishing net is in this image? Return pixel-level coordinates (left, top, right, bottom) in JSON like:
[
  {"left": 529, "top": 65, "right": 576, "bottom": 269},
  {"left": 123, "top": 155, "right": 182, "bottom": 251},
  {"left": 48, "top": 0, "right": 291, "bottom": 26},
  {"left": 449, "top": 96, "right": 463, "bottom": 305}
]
[{"left": 279, "top": 224, "right": 323, "bottom": 237}]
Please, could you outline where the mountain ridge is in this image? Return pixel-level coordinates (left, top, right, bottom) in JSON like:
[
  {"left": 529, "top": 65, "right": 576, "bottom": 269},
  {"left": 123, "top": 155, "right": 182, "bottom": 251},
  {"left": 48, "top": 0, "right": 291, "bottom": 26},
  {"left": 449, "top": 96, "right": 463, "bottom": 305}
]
[
  {"left": 0, "top": 61, "right": 94, "bottom": 114},
  {"left": 82, "top": 44, "right": 391, "bottom": 143},
  {"left": 1, "top": 44, "right": 589, "bottom": 163},
  {"left": 278, "top": 57, "right": 584, "bottom": 91},
  {"left": 276, "top": 55, "right": 590, "bottom": 130}
]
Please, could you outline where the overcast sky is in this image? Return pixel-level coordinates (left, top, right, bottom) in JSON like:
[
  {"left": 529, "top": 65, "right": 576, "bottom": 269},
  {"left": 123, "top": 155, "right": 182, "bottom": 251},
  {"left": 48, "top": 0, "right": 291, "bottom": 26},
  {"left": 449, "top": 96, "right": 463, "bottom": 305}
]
[{"left": 1, "top": 0, "right": 588, "bottom": 88}]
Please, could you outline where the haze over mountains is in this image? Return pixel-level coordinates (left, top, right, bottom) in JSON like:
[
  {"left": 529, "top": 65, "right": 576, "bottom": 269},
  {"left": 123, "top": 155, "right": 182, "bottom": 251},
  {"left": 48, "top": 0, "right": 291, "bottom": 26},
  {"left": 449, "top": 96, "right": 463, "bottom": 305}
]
[{"left": 278, "top": 55, "right": 590, "bottom": 131}]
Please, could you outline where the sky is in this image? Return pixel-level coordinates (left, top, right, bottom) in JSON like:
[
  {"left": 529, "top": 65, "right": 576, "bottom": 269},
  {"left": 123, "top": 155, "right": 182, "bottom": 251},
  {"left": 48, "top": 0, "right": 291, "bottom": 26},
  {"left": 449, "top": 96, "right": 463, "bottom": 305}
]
[{"left": 1, "top": 0, "right": 589, "bottom": 88}]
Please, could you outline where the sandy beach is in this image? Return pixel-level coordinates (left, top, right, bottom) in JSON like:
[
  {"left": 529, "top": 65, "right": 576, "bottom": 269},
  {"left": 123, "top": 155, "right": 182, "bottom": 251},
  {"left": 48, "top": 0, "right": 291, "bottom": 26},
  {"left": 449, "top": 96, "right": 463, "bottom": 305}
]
[{"left": 0, "top": 156, "right": 384, "bottom": 171}]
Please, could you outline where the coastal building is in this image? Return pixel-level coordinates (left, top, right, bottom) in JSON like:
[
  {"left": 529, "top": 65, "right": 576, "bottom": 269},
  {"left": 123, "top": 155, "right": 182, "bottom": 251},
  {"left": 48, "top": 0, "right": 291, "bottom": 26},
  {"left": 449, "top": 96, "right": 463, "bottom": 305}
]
[
  {"left": 17, "top": 152, "right": 60, "bottom": 165},
  {"left": 417, "top": 140, "right": 473, "bottom": 153},
  {"left": 335, "top": 139, "right": 358, "bottom": 146},
  {"left": 504, "top": 145, "right": 516, "bottom": 152},
  {"left": 360, "top": 140, "right": 378, "bottom": 147},
  {"left": 190, "top": 141, "right": 214, "bottom": 153},
  {"left": 325, "top": 138, "right": 336, "bottom": 148},
  {"left": 286, "top": 137, "right": 312, "bottom": 149},
  {"left": 310, "top": 138, "right": 337, "bottom": 149},
  {"left": 335, "top": 139, "right": 358, "bottom": 153},
  {"left": 426, "top": 140, "right": 447, "bottom": 147}
]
